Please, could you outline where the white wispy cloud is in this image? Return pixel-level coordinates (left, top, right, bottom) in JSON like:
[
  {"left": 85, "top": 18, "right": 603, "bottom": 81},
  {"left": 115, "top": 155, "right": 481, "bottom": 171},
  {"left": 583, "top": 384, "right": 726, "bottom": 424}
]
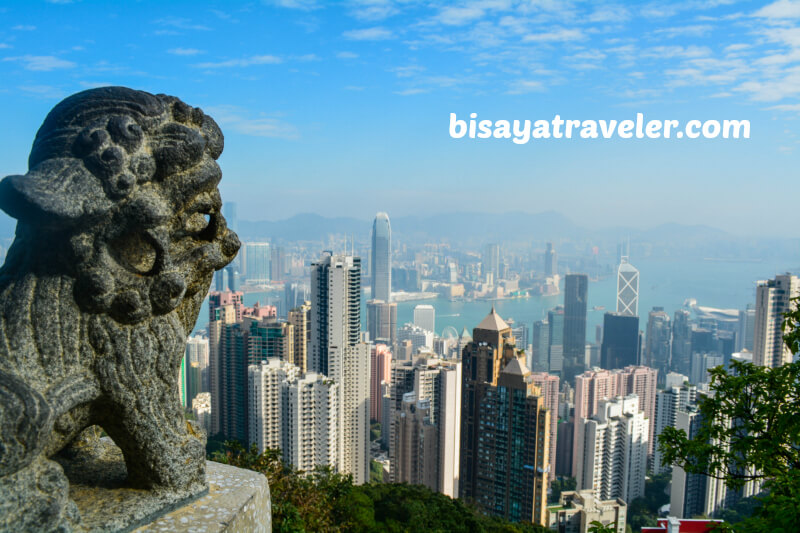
[
  {"left": 154, "top": 17, "right": 211, "bottom": 31},
  {"left": 204, "top": 105, "right": 300, "bottom": 139},
  {"left": 506, "top": 79, "right": 546, "bottom": 94},
  {"left": 395, "top": 88, "right": 428, "bottom": 95},
  {"left": 348, "top": 0, "right": 398, "bottom": 21},
  {"left": 168, "top": 47, "right": 204, "bottom": 56},
  {"left": 195, "top": 55, "right": 283, "bottom": 68},
  {"left": 754, "top": 0, "right": 800, "bottom": 20},
  {"left": 523, "top": 28, "right": 584, "bottom": 43},
  {"left": 337, "top": 51, "right": 359, "bottom": 59},
  {"left": 78, "top": 81, "right": 114, "bottom": 89},
  {"left": 0, "top": 43, "right": 11, "bottom": 49},
  {"left": 342, "top": 26, "right": 394, "bottom": 40},
  {"left": 265, "top": 0, "right": 320, "bottom": 10},
  {"left": 19, "top": 85, "right": 65, "bottom": 99},
  {"left": 12, "top": 25, "right": 36, "bottom": 31},
  {"left": 3, "top": 55, "right": 76, "bottom": 71},
  {"left": 390, "top": 65, "right": 425, "bottom": 77},
  {"left": 435, "top": 6, "right": 486, "bottom": 26},
  {"left": 588, "top": 5, "right": 631, "bottom": 23},
  {"left": 653, "top": 24, "right": 713, "bottom": 38}
]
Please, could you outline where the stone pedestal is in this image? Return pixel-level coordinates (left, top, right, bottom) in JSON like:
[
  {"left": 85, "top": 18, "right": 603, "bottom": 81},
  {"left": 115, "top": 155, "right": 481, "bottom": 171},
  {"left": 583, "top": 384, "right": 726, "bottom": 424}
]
[
  {"left": 135, "top": 461, "right": 271, "bottom": 533},
  {"left": 57, "top": 440, "right": 270, "bottom": 532}
]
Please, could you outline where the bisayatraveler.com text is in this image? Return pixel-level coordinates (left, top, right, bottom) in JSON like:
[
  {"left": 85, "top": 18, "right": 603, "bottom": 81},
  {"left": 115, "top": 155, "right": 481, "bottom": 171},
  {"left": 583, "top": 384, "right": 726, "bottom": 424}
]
[{"left": 449, "top": 113, "right": 751, "bottom": 144}]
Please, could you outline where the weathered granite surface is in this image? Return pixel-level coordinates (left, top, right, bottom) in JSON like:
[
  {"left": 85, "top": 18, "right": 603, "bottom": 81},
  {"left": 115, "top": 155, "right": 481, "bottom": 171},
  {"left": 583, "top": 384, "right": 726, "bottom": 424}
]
[
  {"left": 136, "top": 461, "right": 271, "bottom": 533},
  {"left": 0, "top": 87, "right": 240, "bottom": 532}
]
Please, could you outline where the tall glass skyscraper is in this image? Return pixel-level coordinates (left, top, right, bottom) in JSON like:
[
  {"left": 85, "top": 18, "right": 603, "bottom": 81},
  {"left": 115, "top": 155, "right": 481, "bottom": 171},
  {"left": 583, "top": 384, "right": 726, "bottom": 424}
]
[
  {"left": 563, "top": 273, "right": 588, "bottom": 382},
  {"left": 616, "top": 258, "right": 639, "bottom": 317},
  {"left": 371, "top": 212, "right": 391, "bottom": 302}
]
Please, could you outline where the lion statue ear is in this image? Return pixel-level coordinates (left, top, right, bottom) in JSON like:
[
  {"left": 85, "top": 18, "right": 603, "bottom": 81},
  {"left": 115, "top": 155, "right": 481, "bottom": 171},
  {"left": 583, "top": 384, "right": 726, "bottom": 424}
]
[{"left": 0, "top": 158, "right": 112, "bottom": 226}]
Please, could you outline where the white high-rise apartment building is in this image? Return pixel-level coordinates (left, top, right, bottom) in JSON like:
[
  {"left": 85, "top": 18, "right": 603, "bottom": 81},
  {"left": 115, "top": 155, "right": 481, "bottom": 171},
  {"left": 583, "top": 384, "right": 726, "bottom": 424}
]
[
  {"left": 576, "top": 394, "right": 649, "bottom": 503},
  {"left": 248, "top": 359, "right": 301, "bottom": 453},
  {"left": 310, "top": 253, "right": 370, "bottom": 484},
  {"left": 397, "top": 323, "right": 434, "bottom": 354},
  {"left": 413, "top": 304, "right": 436, "bottom": 334},
  {"left": 247, "top": 359, "right": 339, "bottom": 472},
  {"left": 753, "top": 274, "right": 799, "bottom": 368},
  {"left": 388, "top": 357, "right": 462, "bottom": 497},
  {"left": 653, "top": 383, "right": 697, "bottom": 474},
  {"left": 670, "top": 408, "right": 728, "bottom": 519},
  {"left": 616, "top": 258, "right": 639, "bottom": 317},
  {"left": 284, "top": 372, "right": 339, "bottom": 473},
  {"left": 244, "top": 242, "right": 271, "bottom": 285},
  {"left": 572, "top": 366, "right": 657, "bottom": 476}
]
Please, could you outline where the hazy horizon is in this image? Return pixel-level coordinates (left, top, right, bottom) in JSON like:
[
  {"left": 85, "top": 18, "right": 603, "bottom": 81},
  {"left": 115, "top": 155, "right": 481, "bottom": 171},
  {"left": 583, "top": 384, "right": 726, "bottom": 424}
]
[{"left": 1, "top": 1, "right": 799, "bottom": 237}]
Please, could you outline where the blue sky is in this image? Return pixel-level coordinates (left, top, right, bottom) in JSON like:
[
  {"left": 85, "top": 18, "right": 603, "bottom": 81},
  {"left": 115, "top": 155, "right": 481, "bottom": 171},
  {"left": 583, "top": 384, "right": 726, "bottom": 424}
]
[{"left": 0, "top": 0, "right": 799, "bottom": 236}]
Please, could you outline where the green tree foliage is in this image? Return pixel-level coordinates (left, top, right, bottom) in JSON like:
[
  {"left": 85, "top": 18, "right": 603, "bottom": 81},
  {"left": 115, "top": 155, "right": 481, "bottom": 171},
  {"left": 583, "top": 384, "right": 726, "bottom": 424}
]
[
  {"left": 210, "top": 440, "right": 550, "bottom": 532},
  {"left": 626, "top": 472, "right": 671, "bottom": 530},
  {"left": 370, "top": 422, "right": 381, "bottom": 442},
  {"left": 658, "top": 300, "right": 800, "bottom": 533},
  {"left": 587, "top": 520, "right": 617, "bottom": 533},
  {"left": 370, "top": 460, "right": 383, "bottom": 484},
  {"left": 547, "top": 476, "right": 576, "bottom": 504}
]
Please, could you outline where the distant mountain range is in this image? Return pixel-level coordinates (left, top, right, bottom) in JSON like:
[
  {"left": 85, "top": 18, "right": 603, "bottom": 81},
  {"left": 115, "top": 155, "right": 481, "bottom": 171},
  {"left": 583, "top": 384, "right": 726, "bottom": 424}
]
[{"left": 0, "top": 210, "right": 796, "bottom": 262}]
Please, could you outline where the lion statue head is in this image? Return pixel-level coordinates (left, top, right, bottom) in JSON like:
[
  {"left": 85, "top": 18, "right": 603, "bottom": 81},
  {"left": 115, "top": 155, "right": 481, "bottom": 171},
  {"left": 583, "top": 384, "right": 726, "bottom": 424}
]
[{"left": 0, "top": 86, "right": 240, "bottom": 329}]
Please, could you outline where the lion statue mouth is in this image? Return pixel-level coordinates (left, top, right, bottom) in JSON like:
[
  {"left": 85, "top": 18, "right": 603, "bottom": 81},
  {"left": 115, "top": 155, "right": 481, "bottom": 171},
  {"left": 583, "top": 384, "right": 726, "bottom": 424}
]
[{"left": 0, "top": 87, "right": 240, "bottom": 531}]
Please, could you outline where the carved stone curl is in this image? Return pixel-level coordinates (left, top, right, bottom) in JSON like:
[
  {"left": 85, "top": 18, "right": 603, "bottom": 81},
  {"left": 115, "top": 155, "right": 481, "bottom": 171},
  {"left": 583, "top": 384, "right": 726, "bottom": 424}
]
[{"left": 0, "top": 87, "right": 239, "bottom": 531}]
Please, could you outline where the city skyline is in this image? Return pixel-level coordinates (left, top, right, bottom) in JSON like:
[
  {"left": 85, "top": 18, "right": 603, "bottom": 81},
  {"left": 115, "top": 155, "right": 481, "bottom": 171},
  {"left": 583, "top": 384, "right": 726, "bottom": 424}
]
[{"left": 1, "top": 1, "right": 800, "bottom": 236}]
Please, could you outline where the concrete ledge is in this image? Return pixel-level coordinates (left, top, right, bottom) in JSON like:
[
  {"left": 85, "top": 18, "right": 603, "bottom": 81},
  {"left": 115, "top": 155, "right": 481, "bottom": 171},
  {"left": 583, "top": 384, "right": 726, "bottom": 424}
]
[{"left": 135, "top": 461, "right": 271, "bottom": 533}]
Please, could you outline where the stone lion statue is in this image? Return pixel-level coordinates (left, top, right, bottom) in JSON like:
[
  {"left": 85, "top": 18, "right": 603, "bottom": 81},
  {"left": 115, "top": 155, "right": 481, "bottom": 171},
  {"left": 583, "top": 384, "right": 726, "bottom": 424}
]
[{"left": 0, "top": 87, "right": 240, "bottom": 531}]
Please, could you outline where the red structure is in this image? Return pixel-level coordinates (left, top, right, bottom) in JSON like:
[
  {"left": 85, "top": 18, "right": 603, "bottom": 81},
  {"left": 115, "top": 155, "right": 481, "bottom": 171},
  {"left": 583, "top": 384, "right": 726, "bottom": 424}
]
[{"left": 642, "top": 517, "right": 724, "bottom": 533}]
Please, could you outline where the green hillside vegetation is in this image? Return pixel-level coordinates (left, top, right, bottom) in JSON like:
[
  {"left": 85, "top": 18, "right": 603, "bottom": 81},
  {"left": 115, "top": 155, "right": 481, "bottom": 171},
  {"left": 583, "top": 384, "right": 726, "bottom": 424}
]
[{"left": 210, "top": 440, "right": 549, "bottom": 533}]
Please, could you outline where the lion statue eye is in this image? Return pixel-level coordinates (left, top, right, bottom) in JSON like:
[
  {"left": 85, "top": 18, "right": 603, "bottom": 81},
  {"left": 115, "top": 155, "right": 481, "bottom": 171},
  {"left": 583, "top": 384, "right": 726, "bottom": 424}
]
[
  {"left": 184, "top": 212, "right": 212, "bottom": 235},
  {"left": 110, "top": 231, "right": 158, "bottom": 275}
]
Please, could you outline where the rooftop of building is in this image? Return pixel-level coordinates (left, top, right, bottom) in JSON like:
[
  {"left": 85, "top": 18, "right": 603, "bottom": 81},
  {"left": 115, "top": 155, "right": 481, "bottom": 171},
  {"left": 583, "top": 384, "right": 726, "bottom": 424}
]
[{"left": 475, "top": 306, "right": 510, "bottom": 332}]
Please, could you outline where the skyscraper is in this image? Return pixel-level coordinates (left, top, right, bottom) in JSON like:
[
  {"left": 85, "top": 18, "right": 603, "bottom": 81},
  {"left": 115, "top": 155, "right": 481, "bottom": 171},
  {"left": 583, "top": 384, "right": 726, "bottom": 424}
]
[
  {"left": 413, "top": 304, "right": 436, "bottom": 333},
  {"left": 575, "top": 395, "right": 648, "bottom": 503},
  {"left": 572, "top": 366, "right": 657, "bottom": 475},
  {"left": 645, "top": 307, "right": 671, "bottom": 385},
  {"left": 270, "top": 245, "right": 285, "bottom": 282},
  {"left": 483, "top": 243, "right": 500, "bottom": 282},
  {"left": 653, "top": 382, "right": 697, "bottom": 474},
  {"left": 548, "top": 306, "right": 565, "bottom": 375},
  {"left": 474, "top": 358, "right": 550, "bottom": 525},
  {"left": 563, "top": 274, "right": 589, "bottom": 382},
  {"left": 616, "top": 258, "right": 639, "bottom": 317},
  {"left": 460, "top": 308, "right": 516, "bottom": 502},
  {"left": 671, "top": 310, "right": 693, "bottom": 377},
  {"left": 371, "top": 212, "right": 391, "bottom": 302},
  {"left": 310, "top": 252, "right": 370, "bottom": 484},
  {"left": 531, "top": 319, "right": 550, "bottom": 373},
  {"left": 544, "top": 242, "right": 557, "bottom": 276},
  {"left": 367, "top": 300, "right": 397, "bottom": 344},
  {"left": 287, "top": 301, "right": 310, "bottom": 373},
  {"left": 370, "top": 344, "right": 392, "bottom": 422},
  {"left": 389, "top": 357, "right": 462, "bottom": 497},
  {"left": 600, "top": 312, "right": 640, "bottom": 370},
  {"left": 530, "top": 372, "right": 560, "bottom": 481},
  {"left": 283, "top": 372, "right": 339, "bottom": 474},
  {"left": 670, "top": 405, "right": 728, "bottom": 519},
  {"left": 248, "top": 358, "right": 301, "bottom": 453},
  {"left": 753, "top": 274, "right": 799, "bottom": 368},
  {"left": 244, "top": 242, "right": 271, "bottom": 285}
]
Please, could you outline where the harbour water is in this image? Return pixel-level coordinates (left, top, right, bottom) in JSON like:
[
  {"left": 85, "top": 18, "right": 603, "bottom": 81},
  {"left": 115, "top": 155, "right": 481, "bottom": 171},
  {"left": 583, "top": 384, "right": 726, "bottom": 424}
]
[{"left": 194, "top": 257, "right": 799, "bottom": 343}]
